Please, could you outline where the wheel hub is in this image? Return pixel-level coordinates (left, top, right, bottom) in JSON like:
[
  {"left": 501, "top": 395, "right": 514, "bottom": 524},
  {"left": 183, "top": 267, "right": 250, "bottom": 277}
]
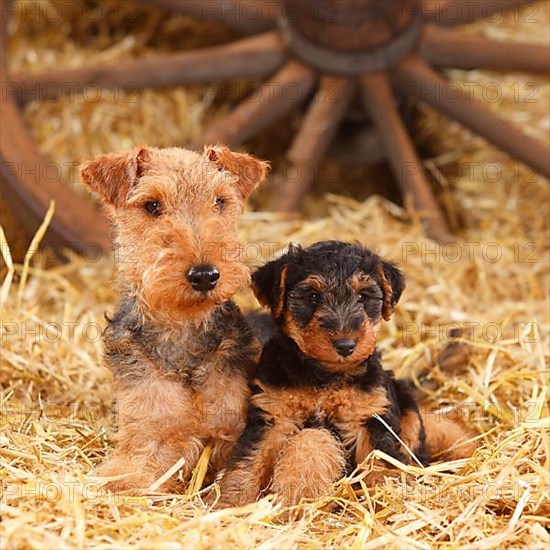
[{"left": 279, "top": 0, "right": 423, "bottom": 75}]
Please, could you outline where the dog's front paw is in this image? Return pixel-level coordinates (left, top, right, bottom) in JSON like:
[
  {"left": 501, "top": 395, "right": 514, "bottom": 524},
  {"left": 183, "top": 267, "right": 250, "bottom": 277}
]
[{"left": 97, "top": 457, "right": 157, "bottom": 494}]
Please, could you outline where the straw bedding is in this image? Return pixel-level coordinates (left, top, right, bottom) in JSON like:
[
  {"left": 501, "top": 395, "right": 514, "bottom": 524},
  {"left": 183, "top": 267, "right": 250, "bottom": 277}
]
[{"left": 1, "top": 1, "right": 549, "bottom": 548}]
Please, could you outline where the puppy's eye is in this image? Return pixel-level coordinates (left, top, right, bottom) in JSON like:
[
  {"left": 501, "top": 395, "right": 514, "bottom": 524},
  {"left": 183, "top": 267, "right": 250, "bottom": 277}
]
[
  {"left": 358, "top": 290, "right": 381, "bottom": 304},
  {"left": 307, "top": 291, "right": 320, "bottom": 304},
  {"left": 144, "top": 200, "right": 162, "bottom": 216},
  {"left": 215, "top": 197, "right": 226, "bottom": 211}
]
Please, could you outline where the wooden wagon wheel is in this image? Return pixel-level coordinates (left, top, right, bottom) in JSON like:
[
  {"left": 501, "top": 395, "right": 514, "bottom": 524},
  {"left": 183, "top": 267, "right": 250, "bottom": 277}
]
[{"left": 2, "top": 0, "right": 549, "bottom": 251}]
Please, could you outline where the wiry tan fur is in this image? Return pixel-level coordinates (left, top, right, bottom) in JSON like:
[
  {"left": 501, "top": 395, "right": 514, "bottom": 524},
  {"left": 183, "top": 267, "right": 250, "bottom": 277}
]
[
  {"left": 252, "top": 383, "right": 390, "bottom": 428},
  {"left": 400, "top": 410, "right": 422, "bottom": 456},
  {"left": 100, "top": 372, "right": 202, "bottom": 492},
  {"left": 215, "top": 425, "right": 293, "bottom": 507},
  {"left": 272, "top": 429, "right": 346, "bottom": 506},
  {"left": 421, "top": 406, "right": 477, "bottom": 461}
]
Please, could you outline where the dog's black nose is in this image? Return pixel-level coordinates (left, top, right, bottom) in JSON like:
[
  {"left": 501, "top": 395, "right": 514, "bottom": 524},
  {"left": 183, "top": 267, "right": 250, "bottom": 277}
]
[
  {"left": 333, "top": 338, "right": 356, "bottom": 357},
  {"left": 186, "top": 264, "right": 220, "bottom": 292}
]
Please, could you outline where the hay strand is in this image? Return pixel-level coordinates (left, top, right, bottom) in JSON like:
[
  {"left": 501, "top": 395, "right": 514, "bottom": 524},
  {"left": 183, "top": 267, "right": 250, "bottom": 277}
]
[
  {"left": 16, "top": 200, "right": 55, "bottom": 311},
  {"left": 0, "top": 226, "right": 15, "bottom": 310}
]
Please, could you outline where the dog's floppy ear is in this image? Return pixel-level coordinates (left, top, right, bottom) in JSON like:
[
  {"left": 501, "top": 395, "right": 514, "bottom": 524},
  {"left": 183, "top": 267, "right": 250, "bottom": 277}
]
[
  {"left": 205, "top": 145, "right": 270, "bottom": 199},
  {"left": 252, "top": 245, "right": 299, "bottom": 319},
  {"left": 79, "top": 146, "right": 150, "bottom": 206},
  {"left": 375, "top": 260, "right": 405, "bottom": 321}
]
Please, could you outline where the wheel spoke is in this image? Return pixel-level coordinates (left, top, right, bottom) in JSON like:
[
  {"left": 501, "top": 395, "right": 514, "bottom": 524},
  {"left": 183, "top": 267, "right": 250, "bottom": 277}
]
[
  {"left": 271, "top": 76, "right": 355, "bottom": 211},
  {"left": 0, "top": 67, "right": 110, "bottom": 252},
  {"left": 361, "top": 71, "right": 451, "bottom": 243},
  {"left": 10, "top": 32, "right": 285, "bottom": 104},
  {"left": 194, "top": 60, "right": 316, "bottom": 149},
  {"left": 396, "top": 55, "right": 550, "bottom": 178},
  {"left": 135, "top": 0, "right": 277, "bottom": 33},
  {"left": 420, "top": 0, "right": 535, "bottom": 26},
  {"left": 420, "top": 24, "right": 550, "bottom": 73}
]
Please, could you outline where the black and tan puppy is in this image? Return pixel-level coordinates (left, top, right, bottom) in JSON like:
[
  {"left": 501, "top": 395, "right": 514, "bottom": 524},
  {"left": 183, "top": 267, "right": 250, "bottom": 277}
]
[{"left": 218, "top": 241, "right": 475, "bottom": 507}]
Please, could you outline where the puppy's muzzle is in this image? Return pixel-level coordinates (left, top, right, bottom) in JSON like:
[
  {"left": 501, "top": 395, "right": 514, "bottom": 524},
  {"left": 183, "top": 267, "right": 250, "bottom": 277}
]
[{"left": 333, "top": 338, "right": 356, "bottom": 357}]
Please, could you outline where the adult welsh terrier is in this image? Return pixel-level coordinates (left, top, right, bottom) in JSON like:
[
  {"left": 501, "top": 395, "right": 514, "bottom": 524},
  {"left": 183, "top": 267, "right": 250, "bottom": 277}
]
[{"left": 80, "top": 145, "right": 269, "bottom": 492}]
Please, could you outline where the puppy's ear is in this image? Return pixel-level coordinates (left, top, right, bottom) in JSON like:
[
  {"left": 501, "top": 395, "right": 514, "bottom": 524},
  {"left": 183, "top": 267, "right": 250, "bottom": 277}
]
[
  {"left": 79, "top": 146, "right": 150, "bottom": 206},
  {"left": 375, "top": 260, "right": 405, "bottom": 321},
  {"left": 252, "top": 245, "right": 299, "bottom": 318},
  {"left": 205, "top": 145, "right": 269, "bottom": 199}
]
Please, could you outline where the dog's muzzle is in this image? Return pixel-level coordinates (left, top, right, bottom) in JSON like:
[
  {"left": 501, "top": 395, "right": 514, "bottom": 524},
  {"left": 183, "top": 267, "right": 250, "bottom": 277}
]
[
  {"left": 186, "top": 264, "right": 220, "bottom": 293},
  {"left": 332, "top": 338, "right": 356, "bottom": 357}
]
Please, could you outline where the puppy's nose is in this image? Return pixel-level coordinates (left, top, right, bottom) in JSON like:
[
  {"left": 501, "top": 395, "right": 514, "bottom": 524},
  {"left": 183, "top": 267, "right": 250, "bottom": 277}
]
[
  {"left": 333, "top": 338, "right": 356, "bottom": 357},
  {"left": 186, "top": 264, "right": 220, "bottom": 292}
]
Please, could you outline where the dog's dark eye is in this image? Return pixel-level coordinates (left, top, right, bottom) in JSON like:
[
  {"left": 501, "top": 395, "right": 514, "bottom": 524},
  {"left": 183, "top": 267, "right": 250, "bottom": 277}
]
[
  {"left": 358, "top": 289, "right": 382, "bottom": 304},
  {"left": 307, "top": 291, "right": 320, "bottom": 304},
  {"left": 215, "top": 197, "right": 226, "bottom": 211},
  {"left": 144, "top": 200, "right": 162, "bottom": 216}
]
